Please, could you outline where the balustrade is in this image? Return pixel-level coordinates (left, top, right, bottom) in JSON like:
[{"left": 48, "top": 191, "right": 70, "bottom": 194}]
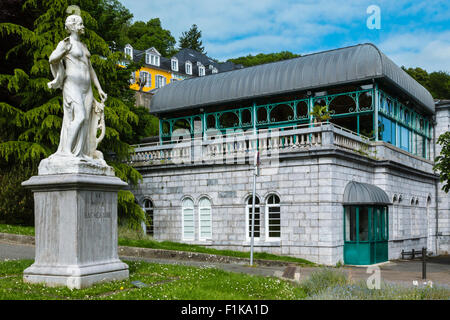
[{"left": 129, "top": 124, "right": 377, "bottom": 165}]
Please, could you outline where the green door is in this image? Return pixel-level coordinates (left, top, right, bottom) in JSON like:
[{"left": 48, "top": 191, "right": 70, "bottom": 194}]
[
  {"left": 344, "top": 205, "right": 388, "bottom": 265},
  {"left": 372, "top": 207, "right": 388, "bottom": 263}
]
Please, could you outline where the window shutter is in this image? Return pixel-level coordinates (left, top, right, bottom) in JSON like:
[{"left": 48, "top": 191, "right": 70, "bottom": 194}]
[{"left": 182, "top": 199, "right": 195, "bottom": 240}]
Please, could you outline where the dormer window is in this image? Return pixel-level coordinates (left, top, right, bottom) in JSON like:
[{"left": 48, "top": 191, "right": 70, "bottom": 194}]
[
  {"left": 171, "top": 57, "right": 178, "bottom": 71},
  {"left": 145, "top": 47, "right": 161, "bottom": 67},
  {"left": 185, "top": 61, "right": 192, "bottom": 75},
  {"left": 198, "top": 64, "right": 205, "bottom": 77},
  {"left": 146, "top": 54, "right": 160, "bottom": 66},
  {"left": 124, "top": 44, "right": 133, "bottom": 59}
]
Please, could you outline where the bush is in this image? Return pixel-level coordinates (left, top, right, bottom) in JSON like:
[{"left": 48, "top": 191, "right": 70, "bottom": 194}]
[
  {"left": 300, "top": 268, "right": 348, "bottom": 296},
  {"left": 300, "top": 268, "right": 450, "bottom": 300},
  {"left": 0, "top": 164, "right": 35, "bottom": 226}
]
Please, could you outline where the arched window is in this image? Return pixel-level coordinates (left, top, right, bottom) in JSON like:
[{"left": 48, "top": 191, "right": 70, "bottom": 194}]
[
  {"left": 182, "top": 198, "right": 195, "bottom": 240},
  {"left": 246, "top": 195, "right": 260, "bottom": 240},
  {"left": 266, "top": 194, "right": 281, "bottom": 239},
  {"left": 329, "top": 94, "right": 355, "bottom": 115},
  {"left": 143, "top": 199, "right": 154, "bottom": 236},
  {"left": 219, "top": 112, "right": 239, "bottom": 129},
  {"left": 198, "top": 197, "right": 212, "bottom": 240},
  {"left": 270, "top": 104, "right": 293, "bottom": 123},
  {"left": 296, "top": 100, "right": 309, "bottom": 119},
  {"left": 206, "top": 114, "right": 216, "bottom": 129}
]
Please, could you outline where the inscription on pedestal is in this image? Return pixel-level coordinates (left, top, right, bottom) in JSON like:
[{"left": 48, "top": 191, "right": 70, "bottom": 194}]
[{"left": 85, "top": 191, "right": 111, "bottom": 219}]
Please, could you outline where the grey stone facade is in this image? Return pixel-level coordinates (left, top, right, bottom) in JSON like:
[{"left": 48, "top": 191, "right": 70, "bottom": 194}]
[
  {"left": 435, "top": 101, "right": 450, "bottom": 253},
  {"left": 131, "top": 124, "right": 448, "bottom": 265}
]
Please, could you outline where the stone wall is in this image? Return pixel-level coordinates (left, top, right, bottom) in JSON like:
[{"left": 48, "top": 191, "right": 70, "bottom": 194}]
[
  {"left": 435, "top": 103, "right": 450, "bottom": 254},
  {"left": 135, "top": 91, "right": 153, "bottom": 109},
  {"left": 132, "top": 146, "right": 438, "bottom": 265}
]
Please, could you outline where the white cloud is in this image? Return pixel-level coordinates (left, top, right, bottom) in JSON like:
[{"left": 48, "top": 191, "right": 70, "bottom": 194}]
[
  {"left": 121, "top": 0, "right": 367, "bottom": 48},
  {"left": 379, "top": 31, "right": 450, "bottom": 72},
  {"left": 119, "top": 0, "right": 450, "bottom": 71}
]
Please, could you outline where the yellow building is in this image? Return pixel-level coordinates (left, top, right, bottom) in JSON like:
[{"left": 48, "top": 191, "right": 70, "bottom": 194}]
[{"left": 122, "top": 44, "right": 243, "bottom": 95}]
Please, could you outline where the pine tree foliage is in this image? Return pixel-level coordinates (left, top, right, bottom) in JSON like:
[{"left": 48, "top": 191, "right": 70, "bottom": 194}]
[
  {"left": 178, "top": 24, "right": 205, "bottom": 53},
  {"left": 0, "top": 0, "right": 146, "bottom": 228}
]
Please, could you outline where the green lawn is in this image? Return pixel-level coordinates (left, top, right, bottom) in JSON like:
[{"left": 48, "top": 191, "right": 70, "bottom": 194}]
[
  {"left": 0, "top": 259, "right": 306, "bottom": 300},
  {"left": 0, "top": 223, "right": 315, "bottom": 266},
  {"left": 1, "top": 260, "right": 448, "bottom": 300}
]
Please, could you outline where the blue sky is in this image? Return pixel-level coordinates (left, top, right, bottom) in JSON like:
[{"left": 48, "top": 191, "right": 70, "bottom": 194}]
[{"left": 119, "top": 0, "right": 449, "bottom": 72}]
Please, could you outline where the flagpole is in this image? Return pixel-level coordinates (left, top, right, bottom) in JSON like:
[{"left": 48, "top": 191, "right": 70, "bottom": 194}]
[
  {"left": 250, "top": 150, "right": 259, "bottom": 266},
  {"left": 250, "top": 166, "right": 256, "bottom": 266}
]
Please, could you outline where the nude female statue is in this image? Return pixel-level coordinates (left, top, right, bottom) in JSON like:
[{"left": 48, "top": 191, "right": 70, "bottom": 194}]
[{"left": 47, "top": 14, "right": 107, "bottom": 163}]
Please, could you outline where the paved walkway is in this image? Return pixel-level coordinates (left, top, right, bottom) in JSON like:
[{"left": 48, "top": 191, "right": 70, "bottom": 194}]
[{"left": 1, "top": 240, "right": 449, "bottom": 288}]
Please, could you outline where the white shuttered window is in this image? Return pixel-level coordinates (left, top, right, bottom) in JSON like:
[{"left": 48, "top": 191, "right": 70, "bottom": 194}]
[
  {"left": 182, "top": 198, "right": 195, "bottom": 240},
  {"left": 198, "top": 197, "right": 212, "bottom": 240}
]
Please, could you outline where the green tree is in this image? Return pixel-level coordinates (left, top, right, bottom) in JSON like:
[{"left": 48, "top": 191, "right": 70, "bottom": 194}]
[
  {"left": 402, "top": 67, "right": 450, "bottom": 99},
  {"left": 428, "top": 71, "right": 450, "bottom": 99},
  {"left": 127, "top": 106, "right": 159, "bottom": 142},
  {"left": 178, "top": 24, "right": 205, "bottom": 53},
  {"left": 123, "top": 18, "right": 176, "bottom": 57},
  {"left": 227, "top": 51, "right": 300, "bottom": 67},
  {"left": 92, "top": 0, "right": 133, "bottom": 49},
  {"left": 434, "top": 131, "right": 450, "bottom": 193},
  {"left": 0, "top": 0, "right": 146, "bottom": 228}
]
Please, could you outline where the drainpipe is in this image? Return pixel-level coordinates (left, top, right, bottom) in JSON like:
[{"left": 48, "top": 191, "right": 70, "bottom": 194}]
[{"left": 432, "top": 115, "right": 439, "bottom": 255}]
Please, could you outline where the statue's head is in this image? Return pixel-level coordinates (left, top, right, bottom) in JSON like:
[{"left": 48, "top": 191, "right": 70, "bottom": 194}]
[{"left": 65, "top": 14, "right": 84, "bottom": 34}]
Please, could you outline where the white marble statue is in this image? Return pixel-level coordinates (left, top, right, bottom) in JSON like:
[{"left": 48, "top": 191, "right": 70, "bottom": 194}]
[{"left": 42, "top": 14, "right": 112, "bottom": 175}]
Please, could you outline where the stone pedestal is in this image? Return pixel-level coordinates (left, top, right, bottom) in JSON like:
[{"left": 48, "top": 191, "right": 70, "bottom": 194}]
[{"left": 22, "top": 173, "right": 129, "bottom": 289}]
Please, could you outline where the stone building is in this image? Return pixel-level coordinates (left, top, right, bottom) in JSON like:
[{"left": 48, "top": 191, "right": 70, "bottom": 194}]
[{"left": 129, "top": 43, "right": 449, "bottom": 265}]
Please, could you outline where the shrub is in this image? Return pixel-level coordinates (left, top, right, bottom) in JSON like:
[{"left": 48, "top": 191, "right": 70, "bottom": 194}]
[
  {"left": 301, "top": 268, "right": 450, "bottom": 300},
  {"left": 0, "top": 164, "right": 35, "bottom": 225},
  {"left": 300, "top": 268, "right": 348, "bottom": 296}
]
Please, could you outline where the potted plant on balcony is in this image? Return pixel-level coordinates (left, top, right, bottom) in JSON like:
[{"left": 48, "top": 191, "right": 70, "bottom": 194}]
[{"left": 310, "top": 104, "right": 331, "bottom": 126}]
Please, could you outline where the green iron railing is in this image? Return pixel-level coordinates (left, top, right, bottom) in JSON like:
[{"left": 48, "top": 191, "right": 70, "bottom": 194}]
[
  {"left": 161, "top": 88, "right": 375, "bottom": 138},
  {"left": 158, "top": 87, "right": 432, "bottom": 159}
]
